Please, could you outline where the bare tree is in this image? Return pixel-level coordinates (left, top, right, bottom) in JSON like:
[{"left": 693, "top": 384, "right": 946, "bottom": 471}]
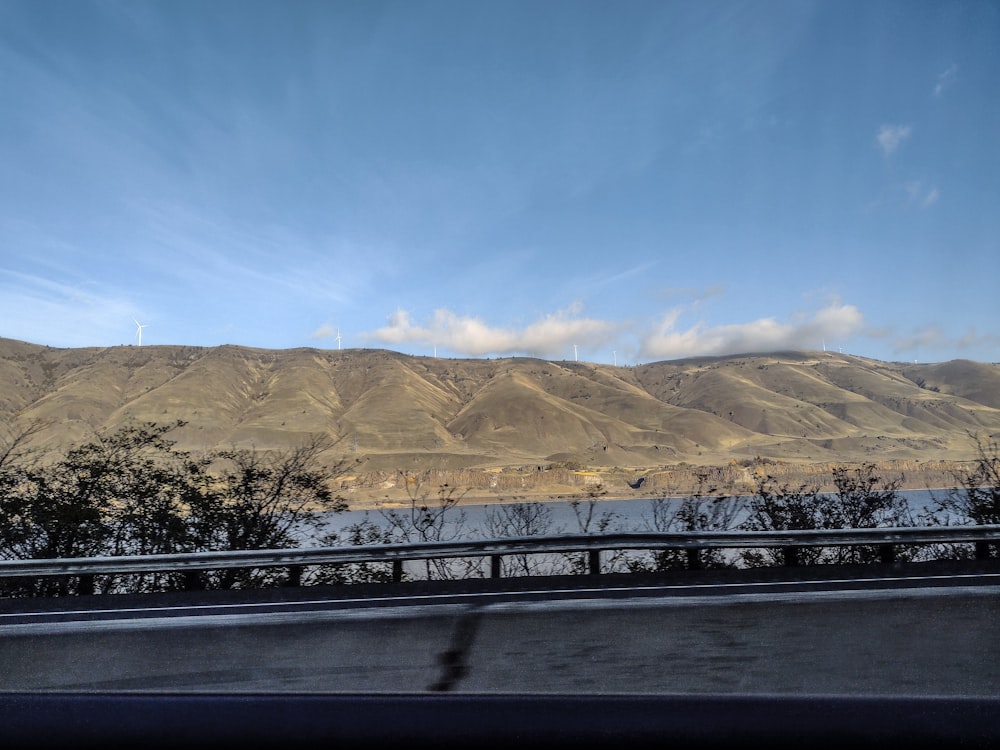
[
  {"left": 376, "top": 472, "right": 477, "bottom": 579},
  {"left": 0, "top": 418, "right": 46, "bottom": 471},
  {"left": 482, "top": 500, "right": 562, "bottom": 576},
  {"left": 565, "top": 484, "right": 630, "bottom": 573}
]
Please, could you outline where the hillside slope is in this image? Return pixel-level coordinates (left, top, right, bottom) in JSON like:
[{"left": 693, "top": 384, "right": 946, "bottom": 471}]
[{"left": 2, "top": 340, "right": 997, "bottom": 485}]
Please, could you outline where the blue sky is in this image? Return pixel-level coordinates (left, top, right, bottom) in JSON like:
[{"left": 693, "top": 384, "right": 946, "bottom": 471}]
[{"left": 1, "top": 0, "right": 998, "bottom": 365}]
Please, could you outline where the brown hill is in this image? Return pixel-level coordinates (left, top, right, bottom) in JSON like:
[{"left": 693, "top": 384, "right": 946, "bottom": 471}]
[{"left": 2, "top": 339, "right": 998, "bottom": 506}]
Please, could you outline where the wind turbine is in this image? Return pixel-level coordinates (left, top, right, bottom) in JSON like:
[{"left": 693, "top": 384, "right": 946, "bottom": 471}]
[
  {"left": 573, "top": 344, "right": 578, "bottom": 362},
  {"left": 133, "top": 318, "right": 148, "bottom": 346},
  {"left": 336, "top": 328, "right": 342, "bottom": 350},
  {"left": 612, "top": 350, "right": 617, "bottom": 366}
]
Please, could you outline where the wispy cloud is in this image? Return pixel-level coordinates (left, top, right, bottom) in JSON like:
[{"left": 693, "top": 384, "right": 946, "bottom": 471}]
[
  {"left": 639, "top": 301, "right": 865, "bottom": 360},
  {"left": 956, "top": 328, "right": 1000, "bottom": 351},
  {"left": 876, "top": 124, "right": 912, "bottom": 156},
  {"left": 0, "top": 269, "right": 138, "bottom": 347},
  {"left": 311, "top": 324, "right": 339, "bottom": 341},
  {"left": 584, "top": 260, "right": 659, "bottom": 290},
  {"left": 893, "top": 326, "right": 945, "bottom": 353},
  {"left": 367, "top": 303, "right": 617, "bottom": 358},
  {"left": 905, "top": 181, "right": 940, "bottom": 208},
  {"left": 132, "top": 199, "right": 370, "bottom": 308},
  {"left": 653, "top": 284, "right": 726, "bottom": 304},
  {"left": 684, "top": 122, "right": 724, "bottom": 155},
  {"left": 893, "top": 325, "right": 1000, "bottom": 359},
  {"left": 934, "top": 63, "right": 958, "bottom": 97}
]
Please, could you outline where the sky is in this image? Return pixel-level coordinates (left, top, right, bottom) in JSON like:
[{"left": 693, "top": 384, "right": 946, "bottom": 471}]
[{"left": 1, "top": 0, "right": 998, "bottom": 365}]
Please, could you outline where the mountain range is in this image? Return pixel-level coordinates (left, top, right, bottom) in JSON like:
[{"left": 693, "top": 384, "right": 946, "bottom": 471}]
[{"left": 2, "top": 338, "right": 998, "bottom": 504}]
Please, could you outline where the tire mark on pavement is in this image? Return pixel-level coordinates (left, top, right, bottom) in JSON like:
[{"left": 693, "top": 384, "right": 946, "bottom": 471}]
[{"left": 429, "top": 607, "right": 483, "bottom": 692}]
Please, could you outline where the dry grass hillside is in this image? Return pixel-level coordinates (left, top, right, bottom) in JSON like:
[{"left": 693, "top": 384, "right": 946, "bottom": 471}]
[{"left": 2, "top": 338, "right": 998, "bottom": 507}]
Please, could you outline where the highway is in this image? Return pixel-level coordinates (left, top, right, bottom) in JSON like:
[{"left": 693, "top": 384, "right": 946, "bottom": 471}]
[
  {"left": 2, "top": 561, "right": 999, "bottom": 747},
  {"left": 2, "top": 561, "right": 999, "bottom": 695}
]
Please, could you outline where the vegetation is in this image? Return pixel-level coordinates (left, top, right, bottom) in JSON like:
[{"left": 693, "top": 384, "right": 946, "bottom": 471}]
[
  {"left": 311, "top": 516, "right": 397, "bottom": 585},
  {"left": 0, "top": 421, "right": 347, "bottom": 595},
  {"left": 628, "top": 472, "right": 743, "bottom": 572},
  {"left": 565, "top": 485, "right": 631, "bottom": 573},
  {"left": 0, "top": 424, "right": 998, "bottom": 596},
  {"left": 482, "top": 500, "right": 560, "bottom": 577},
  {"left": 372, "top": 471, "right": 478, "bottom": 580},
  {"left": 924, "top": 433, "right": 1000, "bottom": 559},
  {"left": 738, "top": 463, "right": 916, "bottom": 567}
]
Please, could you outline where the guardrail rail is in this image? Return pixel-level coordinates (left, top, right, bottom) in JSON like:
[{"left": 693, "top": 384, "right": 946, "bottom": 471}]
[{"left": 1, "top": 525, "right": 999, "bottom": 594}]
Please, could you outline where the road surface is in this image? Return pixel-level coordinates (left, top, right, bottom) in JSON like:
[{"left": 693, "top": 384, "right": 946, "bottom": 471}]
[{"left": 2, "top": 562, "right": 998, "bottom": 696}]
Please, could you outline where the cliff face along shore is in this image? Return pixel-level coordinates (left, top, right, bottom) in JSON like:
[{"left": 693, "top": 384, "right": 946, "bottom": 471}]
[{"left": 337, "top": 459, "right": 974, "bottom": 510}]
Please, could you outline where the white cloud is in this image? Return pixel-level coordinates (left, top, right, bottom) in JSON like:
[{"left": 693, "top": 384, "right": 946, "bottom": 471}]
[
  {"left": 934, "top": 63, "right": 958, "bottom": 97},
  {"left": 367, "top": 305, "right": 617, "bottom": 358},
  {"left": 639, "top": 301, "right": 865, "bottom": 360},
  {"left": 876, "top": 124, "right": 912, "bottom": 156}
]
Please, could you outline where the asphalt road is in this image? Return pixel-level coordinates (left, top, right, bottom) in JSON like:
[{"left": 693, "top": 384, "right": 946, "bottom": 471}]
[{"left": 2, "top": 562, "right": 999, "bottom": 696}]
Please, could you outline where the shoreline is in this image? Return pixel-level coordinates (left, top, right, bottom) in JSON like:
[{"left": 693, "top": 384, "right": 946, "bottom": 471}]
[{"left": 339, "top": 469, "right": 965, "bottom": 512}]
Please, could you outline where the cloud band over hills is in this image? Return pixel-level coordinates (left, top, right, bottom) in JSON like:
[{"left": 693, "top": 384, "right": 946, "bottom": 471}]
[{"left": 355, "top": 300, "right": 868, "bottom": 361}]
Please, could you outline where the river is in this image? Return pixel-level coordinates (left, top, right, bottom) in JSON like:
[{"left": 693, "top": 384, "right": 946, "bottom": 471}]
[{"left": 314, "top": 488, "right": 954, "bottom": 544}]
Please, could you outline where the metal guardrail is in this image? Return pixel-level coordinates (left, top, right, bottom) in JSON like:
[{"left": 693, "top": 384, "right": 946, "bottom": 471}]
[{"left": 1, "top": 525, "right": 998, "bottom": 588}]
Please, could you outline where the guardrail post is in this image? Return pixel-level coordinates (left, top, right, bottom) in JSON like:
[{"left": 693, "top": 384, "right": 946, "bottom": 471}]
[
  {"left": 78, "top": 574, "right": 95, "bottom": 596},
  {"left": 686, "top": 548, "right": 702, "bottom": 570},
  {"left": 783, "top": 546, "right": 800, "bottom": 567},
  {"left": 392, "top": 559, "right": 403, "bottom": 583},
  {"left": 183, "top": 571, "right": 205, "bottom": 591},
  {"left": 878, "top": 543, "right": 895, "bottom": 564},
  {"left": 588, "top": 549, "right": 601, "bottom": 575},
  {"left": 284, "top": 565, "right": 303, "bottom": 587},
  {"left": 491, "top": 555, "right": 502, "bottom": 578},
  {"left": 975, "top": 540, "right": 991, "bottom": 560}
]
